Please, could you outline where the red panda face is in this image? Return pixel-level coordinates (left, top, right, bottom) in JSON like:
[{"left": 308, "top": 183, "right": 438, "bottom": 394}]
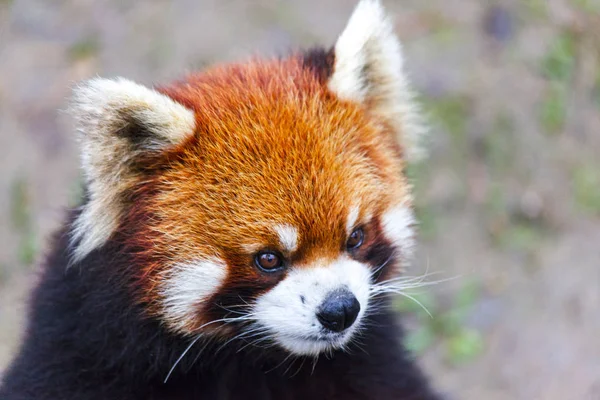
[{"left": 69, "top": 0, "right": 424, "bottom": 357}]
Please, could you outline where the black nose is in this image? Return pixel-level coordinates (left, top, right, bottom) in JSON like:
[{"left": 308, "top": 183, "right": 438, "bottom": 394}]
[{"left": 316, "top": 289, "right": 361, "bottom": 333}]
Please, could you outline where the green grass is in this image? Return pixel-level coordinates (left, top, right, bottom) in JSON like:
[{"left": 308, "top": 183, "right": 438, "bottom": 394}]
[
  {"left": 485, "top": 181, "right": 547, "bottom": 253},
  {"left": 573, "top": 163, "right": 600, "bottom": 215},
  {"left": 10, "top": 178, "right": 31, "bottom": 231},
  {"left": 431, "top": 25, "right": 460, "bottom": 46},
  {"left": 68, "top": 37, "right": 100, "bottom": 61},
  {"left": 414, "top": 204, "right": 438, "bottom": 241},
  {"left": 445, "top": 328, "right": 485, "bottom": 364},
  {"left": 427, "top": 96, "right": 470, "bottom": 148},
  {"left": 593, "top": 72, "right": 600, "bottom": 109},
  {"left": 406, "top": 160, "right": 439, "bottom": 240},
  {"left": 496, "top": 221, "right": 545, "bottom": 252},
  {"left": 68, "top": 175, "right": 85, "bottom": 206},
  {"left": 10, "top": 177, "right": 37, "bottom": 265},
  {"left": 537, "top": 31, "right": 576, "bottom": 135},
  {"left": 485, "top": 183, "right": 507, "bottom": 219},
  {"left": 483, "top": 113, "right": 516, "bottom": 175},
  {"left": 425, "top": 95, "right": 471, "bottom": 191},
  {"left": 417, "top": 9, "right": 460, "bottom": 45},
  {"left": 541, "top": 33, "right": 576, "bottom": 82},
  {"left": 0, "top": 264, "right": 7, "bottom": 284},
  {"left": 396, "top": 280, "right": 485, "bottom": 365},
  {"left": 572, "top": 0, "right": 600, "bottom": 12},
  {"left": 523, "top": 0, "right": 549, "bottom": 19},
  {"left": 539, "top": 83, "right": 567, "bottom": 134}
]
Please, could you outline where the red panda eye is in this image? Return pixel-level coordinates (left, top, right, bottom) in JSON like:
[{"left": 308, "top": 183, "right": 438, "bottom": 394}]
[
  {"left": 346, "top": 228, "right": 364, "bottom": 250},
  {"left": 255, "top": 251, "right": 284, "bottom": 272}
]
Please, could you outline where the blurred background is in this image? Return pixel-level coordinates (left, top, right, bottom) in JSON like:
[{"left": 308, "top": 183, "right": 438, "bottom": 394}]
[{"left": 1, "top": 0, "right": 599, "bottom": 398}]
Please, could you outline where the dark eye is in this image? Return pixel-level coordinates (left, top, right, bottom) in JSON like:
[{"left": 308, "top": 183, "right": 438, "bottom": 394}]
[
  {"left": 255, "top": 251, "right": 284, "bottom": 272},
  {"left": 346, "top": 228, "right": 364, "bottom": 250}
]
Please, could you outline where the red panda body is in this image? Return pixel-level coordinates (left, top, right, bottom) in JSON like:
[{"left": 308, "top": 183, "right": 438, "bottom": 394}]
[
  {"left": 0, "top": 227, "right": 438, "bottom": 399},
  {"left": 0, "top": 1, "right": 442, "bottom": 399}
]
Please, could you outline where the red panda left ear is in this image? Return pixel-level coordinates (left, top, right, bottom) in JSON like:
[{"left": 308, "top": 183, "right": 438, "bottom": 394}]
[
  {"left": 68, "top": 78, "right": 196, "bottom": 262},
  {"left": 328, "top": 0, "right": 426, "bottom": 161}
]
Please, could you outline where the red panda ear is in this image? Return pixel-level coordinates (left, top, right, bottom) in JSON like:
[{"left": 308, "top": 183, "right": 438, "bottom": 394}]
[
  {"left": 69, "top": 77, "right": 196, "bottom": 261},
  {"left": 328, "top": 0, "right": 426, "bottom": 161}
]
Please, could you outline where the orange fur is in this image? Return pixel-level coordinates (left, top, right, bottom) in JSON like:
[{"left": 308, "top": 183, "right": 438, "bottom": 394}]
[{"left": 119, "top": 55, "right": 410, "bottom": 333}]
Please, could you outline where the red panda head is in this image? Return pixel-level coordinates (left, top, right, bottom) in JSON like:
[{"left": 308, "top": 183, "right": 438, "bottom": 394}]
[{"left": 69, "top": 0, "right": 425, "bottom": 356}]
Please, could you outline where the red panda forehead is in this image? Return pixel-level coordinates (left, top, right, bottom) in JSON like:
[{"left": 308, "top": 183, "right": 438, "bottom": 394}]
[
  {"left": 158, "top": 56, "right": 405, "bottom": 183},
  {"left": 147, "top": 57, "right": 408, "bottom": 259}
]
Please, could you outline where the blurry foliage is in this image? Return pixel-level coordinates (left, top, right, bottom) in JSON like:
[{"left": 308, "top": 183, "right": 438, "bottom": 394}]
[
  {"left": 418, "top": 10, "right": 459, "bottom": 45},
  {"left": 572, "top": 0, "right": 600, "bottom": 12},
  {"left": 396, "top": 280, "right": 485, "bottom": 365},
  {"left": 541, "top": 33, "right": 576, "bottom": 82},
  {"left": 414, "top": 204, "right": 438, "bottom": 241},
  {"left": 10, "top": 177, "right": 37, "bottom": 265},
  {"left": 594, "top": 72, "right": 600, "bottom": 109},
  {"left": 427, "top": 96, "right": 470, "bottom": 150},
  {"left": 485, "top": 183, "right": 507, "bottom": 219},
  {"left": 445, "top": 328, "right": 485, "bottom": 364},
  {"left": 573, "top": 163, "right": 600, "bottom": 215},
  {"left": 425, "top": 95, "right": 471, "bottom": 191},
  {"left": 482, "top": 113, "right": 516, "bottom": 175},
  {"left": 485, "top": 182, "right": 546, "bottom": 254},
  {"left": 539, "top": 32, "right": 576, "bottom": 135},
  {"left": 0, "top": 263, "right": 7, "bottom": 284},
  {"left": 406, "top": 160, "right": 439, "bottom": 241},
  {"left": 68, "top": 36, "right": 100, "bottom": 61},
  {"left": 523, "top": 0, "right": 549, "bottom": 19},
  {"left": 431, "top": 25, "right": 460, "bottom": 45},
  {"left": 69, "top": 173, "right": 85, "bottom": 206},
  {"left": 539, "top": 83, "right": 567, "bottom": 134},
  {"left": 495, "top": 221, "right": 545, "bottom": 253},
  {"left": 11, "top": 178, "right": 30, "bottom": 232}
]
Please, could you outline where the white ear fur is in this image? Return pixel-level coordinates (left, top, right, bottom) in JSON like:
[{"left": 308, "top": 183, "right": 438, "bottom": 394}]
[
  {"left": 329, "top": 0, "right": 426, "bottom": 161},
  {"left": 69, "top": 77, "right": 196, "bottom": 262}
]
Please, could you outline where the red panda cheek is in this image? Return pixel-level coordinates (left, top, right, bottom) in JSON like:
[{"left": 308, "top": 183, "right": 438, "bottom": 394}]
[
  {"left": 380, "top": 204, "right": 417, "bottom": 265},
  {"left": 159, "top": 257, "right": 229, "bottom": 334}
]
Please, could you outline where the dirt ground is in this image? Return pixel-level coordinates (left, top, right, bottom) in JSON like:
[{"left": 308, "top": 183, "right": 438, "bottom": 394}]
[{"left": 1, "top": 1, "right": 599, "bottom": 399}]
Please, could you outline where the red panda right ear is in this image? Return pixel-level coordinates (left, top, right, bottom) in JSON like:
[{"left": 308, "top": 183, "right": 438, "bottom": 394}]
[
  {"left": 328, "top": 0, "right": 426, "bottom": 161},
  {"left": 69, "top": 77, "right": 196, "bottom": 262}
]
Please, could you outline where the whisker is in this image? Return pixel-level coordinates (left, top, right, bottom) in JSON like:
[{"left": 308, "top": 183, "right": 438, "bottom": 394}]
[
  {"left": 237, "top": 333, "right": 275, "bottom": 353},
  {"left": 216, "top": 325, "right": 270, "bottom": 354},
  {"left": 189, "top": 337, "right": 214, "bottom": 369},
  {"left": 370, "top": 253, "right": 394, "bottom": 279},
  {"left": 265, "top": 352, "right": 294, "bottom": 374},
  {"left": 164, "top": 334, "right": 202, "bottom": 383},
  {"left": 283, "top": 355, "right": 300, "bottom": 376},
  {"left": 372, "top": 271, "right": 449, "bottom": 287},
  {"left": 290, "top": 356, "right": 307, "bottom": 378},
  {"left": 310, "top": 355, "right": 319, "bottom": 375},
  {"left": 163, "top": 314, "right": 257, "bottom": 383},
  {"left": 388, "top": 290, "right": 433, "bottom": 317}
]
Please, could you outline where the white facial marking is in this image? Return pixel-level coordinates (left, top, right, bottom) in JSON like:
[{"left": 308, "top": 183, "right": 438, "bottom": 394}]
[
  {"left": 328, "top": 0, "right": 427, "bottom": 162},
  {"left": 161, "top": 257, "right": 227, "bottom": 332},
  {"left": 346, "top": 206, "right": 360, "bottom": 234},
  {"left": 69, "top": 77, "right": 196, "bottom": 262},
  {"left": 381, "top": 205, "right": 416, "bottom": 263},
  {"left": 253, "top": 256, "right": 371, "bottom": 356},
  {"left": 274, "top": 224, "right": 299, "bottom": 252}
]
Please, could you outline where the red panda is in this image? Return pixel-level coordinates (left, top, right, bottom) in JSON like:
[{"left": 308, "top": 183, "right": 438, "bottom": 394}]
[{"left": 0, "top": 1, "right": 442, "bottom": 399}]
